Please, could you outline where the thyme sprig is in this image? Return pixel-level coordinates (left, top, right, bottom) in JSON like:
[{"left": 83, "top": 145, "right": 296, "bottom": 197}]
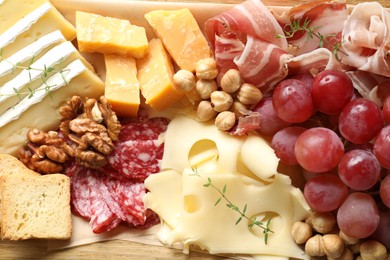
[
  {"left": 0, "top": 49, "right": 69, "bottom": 100},
  {"left": 276, "top": 17, "right": 346, "bottom": 61},
  {"left": 191, "top": 168, "right": 273, "bottom": 244}
]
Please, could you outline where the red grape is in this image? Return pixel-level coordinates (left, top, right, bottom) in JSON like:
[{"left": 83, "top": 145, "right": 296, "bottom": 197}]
[
  {"left": 311, "top": 70, "right": 354, "bottom": 115},
  {"left": 383, "top": 95, "right": 390, "bottom": 124},
  {"left": 292, "top": 72, "right": 314, "bottom": 89},
  {"left": 295, "top": 127, "right": 344, "bottom": 173},
  {"left": 253, "top": 97, "right": 290, "bottom": 136},
  {"left": 339, "top": 98, "right": 383, "bottom": 144},
  {"left": 271, "top": 126, "right": 306, "bottom": 165},
  {"left": 272, "top": 79, "right": 314, "bottom": 123},
  {"left": 304, "top": 174, "right": 348, "bottom": 212},
  {"left": 373, "top": 125, "right": 390, "bottom": 169},
  {"left": 380, "top": 174, "right": 390, "bottom": 208},
  {"left": 337, "top": 192, "right": 380, "bottom": 239},
  {"left": 338, "top": 149, "right": 381, "bottom": 191}
]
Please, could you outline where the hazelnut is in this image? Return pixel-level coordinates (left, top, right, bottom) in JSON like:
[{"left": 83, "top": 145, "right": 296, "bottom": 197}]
[
  {"left": 173, "top": 69, "right": 196, "bottom": 92},
  {"left": 306, "top": 211, "right": 336, "bottom": 234},
  {"left": 195, "top": 58, "right": 218, "bottom": 80},
  {"left": 322, "top": 234, "right": 344, "bottom": 259},
  {"left": 230, "top": 101, "right": 250, "bottom": 118},
  {"left": 305, "top": 234, "right": 325, "bottom": 257},
  {"left": 291, "top": 221, "right": 312, "bottom": 244},
  {"left": 236, "top": 83, "right": 263, "bottom": 105},
  {"left": 220, "top": 69, "right": 242, "bottom": 93},
  {"left": 215, "top": 111, "right": 236, "bottom": 131},
  {"left": 328, "top": 248, "right": 353, "bottom": 260},
  {"left": 210, "top": 91, "right": 233, "bottom": 112},
  {"left": 339, "top": 230, "right": 359, "bottom": 245},
  {"left": 360, "top": 240, "right": 387, "bottom": 260},
  {"left": 197, "top": 100, "right": 217, "bottom": 122},
  {"left": 196, "top": 79, "right": 218, "bottom": 99}
]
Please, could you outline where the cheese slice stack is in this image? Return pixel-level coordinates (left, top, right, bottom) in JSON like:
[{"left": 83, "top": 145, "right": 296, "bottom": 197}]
[{"left": 0, "top": 0, "right": 104, "bottom": 155}]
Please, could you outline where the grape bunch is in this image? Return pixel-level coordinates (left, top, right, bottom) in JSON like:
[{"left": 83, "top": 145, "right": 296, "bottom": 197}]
[{"left": 254, "top": 70, "right": 390, "bottom": 247}]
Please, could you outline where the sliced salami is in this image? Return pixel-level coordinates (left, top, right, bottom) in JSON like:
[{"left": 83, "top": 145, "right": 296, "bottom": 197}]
[
  {"left": 107, "top": 139, "right": 164, "bottom": 180},
  {"left": 101, "top": 176, "right": 147, "bottom": 226},
  {"left": 86, "top": 171, "right": 122, "bottom": 234},
  {"left": 118, "top": 117, "right": 169, "bottom": 142},
  {"left": 67, "top": 163, "right": 92, "bottom": 219}
]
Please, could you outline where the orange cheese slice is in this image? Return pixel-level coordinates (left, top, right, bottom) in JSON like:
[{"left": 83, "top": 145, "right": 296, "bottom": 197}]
[
  {"left": 76, "top": 11, "right": 148, "bottom": 59},
  {"left": 137, "top": 38, "right": 184, "bottom": 110},
  {"left": 104, "top": 54, "right": 140, "bottom": 117},
  {"left": 145, "top": 8, "right": 212, "bottom": 72}
]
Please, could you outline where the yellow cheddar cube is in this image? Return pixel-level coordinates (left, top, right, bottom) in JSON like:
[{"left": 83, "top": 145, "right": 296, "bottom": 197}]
[
  {"left": 104, "top": 54, "right": 140, "bottom": 117},
  {"left": 137, "top": 38, "right": 184, "bottom": 110},
  {"left": 76, "top": 11, "right": 148, "bottom": 59},
  {"left": 145, "top": 8, "right": 212, "bottom": 72}
]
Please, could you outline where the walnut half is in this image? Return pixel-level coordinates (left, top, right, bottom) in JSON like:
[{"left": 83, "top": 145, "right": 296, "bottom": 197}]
[{"left": 19, "top": 96, "right": 121, "bottom": 174}]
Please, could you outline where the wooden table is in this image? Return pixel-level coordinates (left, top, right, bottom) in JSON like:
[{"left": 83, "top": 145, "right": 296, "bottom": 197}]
[{"left": 2, "top": 0, "right": 389, "bottom": 259}]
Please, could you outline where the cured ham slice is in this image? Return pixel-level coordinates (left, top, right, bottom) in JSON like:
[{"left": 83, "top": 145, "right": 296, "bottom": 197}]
[
  {"left": 340, "top": 2, "right": 390, "bottom": 77},
  {"left": 287, "top": 48, "right": 342, "bottom": 75},
  {"left": 276, "top": 0, "right": 348, "bottom": 55},
  {"left": 204, "top": 0, "right": 291, "bottom": 93}
]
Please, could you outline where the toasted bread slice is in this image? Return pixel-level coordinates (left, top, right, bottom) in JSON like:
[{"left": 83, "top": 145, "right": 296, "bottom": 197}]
[
  {"left": 1, "top": 173, "right": 72, "bottom": 240},
  {"left": 0, "top": 154, "right": 38, "bottom": 178}
]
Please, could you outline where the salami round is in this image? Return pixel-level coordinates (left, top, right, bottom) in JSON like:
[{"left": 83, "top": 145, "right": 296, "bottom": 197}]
[
  {"left": 101, "top": 176, "right": 147, "bottom": 226},
  {"left": 118, "top": 117, "right": 169, "bottom": 142},
  {"left": 107, "top": 140, "right": 164, "bottom": 180}
]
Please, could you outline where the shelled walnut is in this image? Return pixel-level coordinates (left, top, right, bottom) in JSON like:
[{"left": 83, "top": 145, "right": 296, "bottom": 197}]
[
  {"left": 18, "top": 129, "right": 70, "bottom": 174},
  {"left": 18, "top": 96, "right": 121, "bottom": 173}
]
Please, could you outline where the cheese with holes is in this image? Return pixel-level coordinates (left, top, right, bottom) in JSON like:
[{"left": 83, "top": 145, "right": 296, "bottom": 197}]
[
  {"left": 0, "top": 30, "right": 66, "bottom": 86},
  {"left": 104, "top": 54, "right": 140, "bottom": 117},
  {"left": 137, "top": 38, "right": 183, "bottom": 110},
  {"left": 0, "top": 0, "right": 48, "bottom": 34},
  {"left": 144, "top": 115, "right": 310, "bottom": 259},
  {"left": 0, "top": 2, "right": 75, "bottom": 59},
  {"left": 76, "top": 11, "right": 148, "bottom": 59},
  {"left": 0, "top": 41, "right": 93, "bottom": 115},
  {"left": 145, "top": 8, "right": 212, "bottom": 72},
  {"left": 0, "top": 59, "right": 104, "bottom": 155}
]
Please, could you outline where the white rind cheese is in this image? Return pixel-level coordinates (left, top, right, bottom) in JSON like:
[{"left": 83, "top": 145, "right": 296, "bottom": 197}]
[
  {"left": 0, "top": 2, "right": 75, "bottom": 58},
  {"left": 0, "top": 59, "right": 104, "bottom": 155},
  {"left": 0, "top": 59, "right": 85, "bottom": 127},
  {"left": 144, "top": 115, "right": 310, "bottom": 259},
  {"left": 0, "top": 30, "right": 66, "bottom": 85},
  {"left": 0, "top": 41, "right": 93, "bottom": 115}
]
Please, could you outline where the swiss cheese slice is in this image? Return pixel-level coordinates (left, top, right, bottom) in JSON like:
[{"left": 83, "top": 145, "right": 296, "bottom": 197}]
[
  {"left": 144, "top": 115, "right": 310, "bottom": 259},
  {"left": 0, "top": 30, "right": 66, "bottom": 86},
  {"left": 0, "top": 41, "right": 93, "bottom": 115},
  {"left": 145, "top": 8, "right": 212, "bottom": 72},
  {"left": 0, "top": 2, "right": 75, "bottom": 59},
  {"left": 0, "top": 59, "right": 104, "bottom": 155},
  {"left": 76, "top": 11, "right": 148, "bottom": 59},
  {"left": 137, "top": 38, "right": 183, "bottom": 110},
  {"left": 104, "top": 54, "right": 140, "bottom": 117}
]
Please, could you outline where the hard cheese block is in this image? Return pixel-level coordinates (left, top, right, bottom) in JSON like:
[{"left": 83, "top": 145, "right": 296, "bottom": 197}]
[
  {"left": 76, "top": 11, "right": 148, "bottom": 59},
  {"left": 104, "top": 54, "right": 140, "bottom": 117},
  {"left": 0, "top": 2, "right": 75, "bottom": 59},
  {"left": 0, "top": 59, "right": 104, "bottom": 155},
  {"left": 137, "top": 38, "right": 183, "bottom": 110},
  {"left": 145, "top": 8, "right": 212, "bottom": 72},
  {"left": 0, "top": 0, "right": 48, "bottom": 34},
  {"left": 0, "top": 41, "right": 94, "bottom": 115}
]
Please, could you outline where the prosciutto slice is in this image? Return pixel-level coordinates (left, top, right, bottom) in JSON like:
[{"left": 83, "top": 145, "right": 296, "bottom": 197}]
[
  {"left": 340, "top": 2, "right": 390, "bottom": 77},
  {"left": 276, "top": 0, "right": 348, "bottom": 55},
  {"left": 204, "top": 0, "right": 291, "bottom": 93}
]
